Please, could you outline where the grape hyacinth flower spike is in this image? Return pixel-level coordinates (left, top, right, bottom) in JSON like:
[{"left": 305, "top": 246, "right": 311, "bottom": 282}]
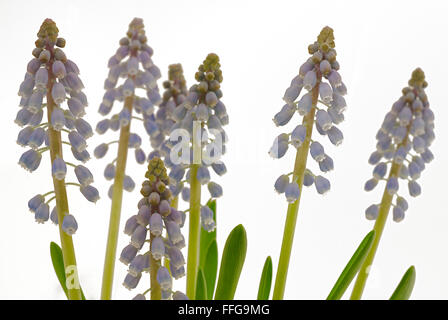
[
  {"left": 16, "top": 19, "right": 99, "bottom": 300},
  {"left": 270, "top": 27, "right": 347, "bottom": 299},
  {"left": 98, "top": 18, "right": 163, "bottom": 300},
  {"left": 351, "top": 68, "right": 434, "bottom": 299},
  {"left": 120, "top": 157, "right": 187, "bottom": 300},
  {"left": 164, "top": 53, "right": 227, "bottom": 299}
]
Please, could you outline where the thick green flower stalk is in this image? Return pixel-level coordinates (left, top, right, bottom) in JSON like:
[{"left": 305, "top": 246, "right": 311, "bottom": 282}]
[
  {"left": 270, "top": 27, "right": 347, "bottom": 299},
  {"left": 351, "top": 68, "right": 434, "bottom": 299},
  {"left": 97, "top": 18, "right": 163, "bottom": 300},
  {"left": 16, "top": 19, "right": 99, "bottom": 300},
  {"left": 119, "top": 157, "right": 188, "bottom": 300}
]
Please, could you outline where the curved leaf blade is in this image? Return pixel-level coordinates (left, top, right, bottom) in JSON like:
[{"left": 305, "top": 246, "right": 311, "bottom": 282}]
[
  {"left": 390, "top": 266, "right": 416, "bottom": 300},
  {"left": 327, "top": 230, "right": 376, "bottom": 300},
  {"left": 204, "top": 240, "right": 218, "bottom": 300},
  {"left": 214, "top": 224, "right": 247, "bottom": 300},
  {"left": 195, "top": 268, "right": 207, "bottom": 300},
  {"left": 257, "top": 256, "right": 273, "bottom": 300}
]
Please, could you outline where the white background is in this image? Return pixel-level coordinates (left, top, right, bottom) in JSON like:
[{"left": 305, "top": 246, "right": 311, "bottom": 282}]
[{"left": 0, "top": 0, "right": 446, "bottom": 300}]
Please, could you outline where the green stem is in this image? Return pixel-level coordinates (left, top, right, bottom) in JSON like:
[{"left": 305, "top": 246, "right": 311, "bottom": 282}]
[
  {"left": 272, "top": 82, "right": 319, "bottom": 300},
  {"left": 150, "top": 234, "right": 162, "bottom": 300},
  {"left": 46, "top": 66, "right": 82, "bottom": 300},
  {"left": 186, "top": 164, "right": 201, "bottom": 299},
  {"left": 350, "top": 162, "right": 401, "bottom": 299},
  {"left": 101, "top": 95, "right": 133, "bottom": 300}
]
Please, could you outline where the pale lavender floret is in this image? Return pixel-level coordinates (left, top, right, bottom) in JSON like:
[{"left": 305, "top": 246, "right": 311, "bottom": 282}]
[
  {"left": 67, "top": 97, "right": 85, "bottom": 117},
  {"left": 15, "top": 108, "right": 33, "bottom": 127},
  {"left": 128, "top": 133, "right": 142, "bottom": 148},
  {"left": 173, "top": 291, "right": 189, "bottom": 300},
  {"left": 68, "top": 131, "right": 87, "bottom": 153},
  {"left": 283, "top": 85, "right": 301, "bottom": 104},
  {"left": 79, "top": 183, "right": 99, "bottom": 202},
  {"left": 96, "top": 119, "right": 110, "bottom": 135},
  {"left": 393, "top": 206, "right": 405, "bottom": 222},
  {"left": 319, "top": 155, "right": 334, "bottom": 172},
  {"left": 274, "top": 175, "right": 289, "bottom": 193},
  {"left": 194, "top": 103, "right": 209, "bottom": 122},
  {"left": 336, "top": 82, "right": 347, "bottom": 96},
  {"left": 102, "top": 89, "right": 116, "bottom": 107},
  {"left": 319, "top": 60, "right": 331, "bottom": 75},
  {"left": 71, "top": 91, "right": 88, "bottom": 107},
  {"left": 211, "top": 162, "right": 227, "bottom": 176},
  {"left": 17, "top": 127, "right": 34, "bottom": 146},
  {"left": 74, "top": 165, "right": 93, "bottom": 186},
  {"left": 181, "top": 187, "right": 190, "bottom": 201},
  {"left": 365, "top": 204, "right": 379, "bottom": 220},
  {"left": 119, "top": 108, "right": 131, "bottom": 127},
  {"left": 158, "top": 200, "right": 171, "bottom": 216},
  {"left": 50, "top": 207, "right": 58, "bottom": 225},
  {"left": 64, "top": 110, "right": 75, "bottom": 129},
  {"left": 303, "top": 170, "right": 314, "bottom": 187},
  {"left": 166, "top": 221, "right": 183, "bottom": 244},
  {"left": 269, "top": 134, "right": 289, "bottom": 159},
  {"left": 207, "top": 115, "right": 223, "bottom": 131},
  {"left": 376, "top": 136, "right": 391, "bottom": 153},
  {"left": 127, "top": 57, "right": 139, "bottom": 76},
  {"left": 327, "top": 70, "right": 342, "bottom": 88},
  {"left": 327, "top": 126, "right": 343, "bottom": 146},
  {"left": 143, "top": 119, "right": 158, "bottom": 136},
  {"left": 396, "top": 196, "right": 409, "bottom": 211},
  {"left": 285, "top": 182, "right": 300, "bottom": 203},
  {"left": 129, "top": 254, "right": 146, "bottom": 277},
  {"left": 19, "top": 149, "right": 42, "bottom": 172},
  {"left": 35, "top": 203, "right": 50, "bottom": 224},
  {"left": 310, "top": 141, "right": 325, "bottom": 162},
  {"left": 399, "top": 165, "right": 409, "bottom": 179},
  {"left": 398, "top": 106, "right": 412, "bottom": 126},
  {"left": 52, "top": 157, "right": 67, "bottom": 180},
  {"left": 290, "top": 125, "right": 307, "bottom": 148},
  {"left": 64, "top": 60, "right": 79, "bottom": 75},
  {"left": 196, "top": 166, "right": 211, "bottom": 184},
  {"left": 168, "top": 246, "right": 185, "bottom": 269},
  {"left": 123, "top": 175, "right": 135, "bottom": 192},
  {"left": 103, "top": 164, "right": 115, "bottom": 181},
  {"left": 131, "top": 225, "right": 147, "bottom": 249},
  {"left": 393, "top": 146, "right": 407, "bottom": 164},
  {"left": 18, "top": 77, "right": 35, "bottom": 99},
  {"left": 71, "top": 147, "right": 90, "bottom": 163},
  {"left": 149, "top": 213, "right": 163, "bottom": 236},
  {"left": 28, "top": 127, "right": 46, "bottom": 149},
  {"left": 65, "top": 72, "right": 84, "bottom": 92},
  {"left": 386, "top": 177, "right": 399, "bottom": 195},
  {"left": 319, "top": 82, "right": 333, "bottom": 103},
  {"left": 273, "top": 104, "right": 295, "bottom": 127},
  {"left": 151, "top": 236, "right": 165, "bottom": 260},
  {"left": 27, "top": 58, "right": 41, "bottom": 74},
  {"left": 393, "top": 126, "right": 407, "bottom": 144},
  {"left": 171, "top": 263, "right": 186, "bottom": 280},
  {"left": 139, "top": 98, "right": 154, "bottom": 115},
  {"left": 373, "top": 162, "right": 387, "bottom": 179},
  {"left": 27, "top": 91, "right": 44, "bottom": 113},
  {"left": 28, "top": 110, "right": 43, "bottom": 127},
  {"left": 94, "top": 143, "right": 109, "bottom": 159},
  {"left": 200, "top": 206, "right": 214, "bottom": 225},
  {"left": 148, "top": 65, "right": 161, "bottom": 80},
  {"left": 315, "top": 175, "right": 330, "bottom": 194},
  {"left": 157, "top": 267, "right": 172, "bottom": 291},
  {"left": 124, "top": 215, "right": 139, "bottom": 236},
  {"left": 98, "top": 103, "right": 112, "bottom": 116},
  {"left": 52, "top": 60, "right": 66, "bottom": 79},
  {"left": 62, "top": 214, "right": 78, "bottom": 235},
  {"left": 28, "top": 194, "right": 44, "bottom": 212},
  {"left": 51, "top": 82, "right": 66, "bottom": 104},
  {"left": 412, "top": 136, "right": 426, "bottom": 153},
  {"left": 35, "top": 68, "right": 48, "bottom": 89},
  {"left": 132, "top": 294, "right": 146, "bottom": 300},
  {"left": 202, "top": 219, "right": 216, "bottom": 232},
  {"left": 75, "top": 118, "right": 93, "bottom": 139},
  {"left": 139, "top": 51, "right": 152, "bottom": 68},
  {"left": 410, "top": 117, "right": 425, "bottom": 136},
  {"left": 169, "top": 165, "right": 185, "bottom": 182},
  {"left": 364, "top": 178, "right": 378, "bottom": 191},
  {"left": 148, "top": 192, "right": 161, "bottom": 205},
  {"left": 297, "top": 92, "right": 312, "bottom": 115},
  {"left": 316, "top": 109, "right": 332, "bottom": 131},
  {"left": 423, "top": 108, "right": 434, "bottom": 124},
  {"left": 168, "top": 209, "right": 183, "bottom": 226},
  {"left": 303, "top": 70, "right": 317, "bottom": 91},
  {"left": 123, "top": 78, "right": 135, "bottom": 97},
  {"left": 135, "top": 148, "right": 146, "bottom": 164},
  {"left": 408, "top": 161, "right": 421, "bottom": 180},
  {"left": 205, "top": 92, "right": 218, "bottom": 107},
  {"left": 421, "top": 149, "right": 434, "bottom": 163},
  {"left": 299, "top": 59, "right": 314, "bottom": 77},
  {"left": 330, "top": 93, "right": 346, "bottom": 114},
  {"left": 120, "top": 244, "right": 138, "bottom": 265},
  {"left": 123, "top": 273, "right": 141, "bottom": 290}
]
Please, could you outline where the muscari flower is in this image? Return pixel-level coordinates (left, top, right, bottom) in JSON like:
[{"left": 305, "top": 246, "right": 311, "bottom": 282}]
[
  {"left": 364, "top": 68, "right": 434, "bottom": 222},
  {"left": 121, "top": 157, "right": 187, "bottom": 300},
  {"left": 17, "top": 19, "right": 98, "bottom": 233},
  {"left": 270, "top": 26, "right": 346, "bottom": 202}
]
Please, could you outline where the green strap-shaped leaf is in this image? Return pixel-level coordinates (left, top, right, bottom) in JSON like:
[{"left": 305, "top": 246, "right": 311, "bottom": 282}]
[
  {"left": 327, "top": 230, "right": 376, "bottom": 300},
  {"left": 50, "top": 242, "right": 86, "bottom": 300},
  {"left": 200, "top": 199, "right": 217, "bottom": 268},
  {"left": 214, "top": 224, "right": 247, "bottom": 300},
  {"left": 257, "top": 256, "right": 273, "bottom": 300},
  {"left": 195, "top": 268, "right": 208, "bottom": 300},
  {"left": 203, "top": 240, "right": 218, "bottom": 300},
  {"left": 390, "top": 266, "right": 416, "bottom": 300}
]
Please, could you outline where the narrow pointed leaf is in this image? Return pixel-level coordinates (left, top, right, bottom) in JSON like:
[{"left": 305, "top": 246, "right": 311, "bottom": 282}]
[
  {"left": 257, "top": 256, "right": 273, "bottom": 300},
  {"left": 214, "top": 224, "right": 247, "bottom": 300},
  {"left": 50, "top": 242, "right": 86, "bottom": 300},
  {"left": 195, "top": 268, "right": 207, "bottom": 300},
  {"left": 204, "top": 240, "right": 218, "bottom": 300},
  {"left": 327, "top": 230, "right": 376, "bottom": 300},
  {"left": 390, "top": 266, "right": 416, "bottom": 300}
]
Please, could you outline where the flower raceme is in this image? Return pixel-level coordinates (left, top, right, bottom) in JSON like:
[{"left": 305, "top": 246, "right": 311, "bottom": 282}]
[
  {"left": 120, "top": 157, "right": 187, "bottom": 300},
  {"left": 17, "top": 19, "right": 98, "bottom": 233}
]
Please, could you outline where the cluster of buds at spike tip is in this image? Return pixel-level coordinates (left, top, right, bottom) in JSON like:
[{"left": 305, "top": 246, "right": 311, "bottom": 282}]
[
  {"left": 120, "top": 158, "right": 188, "bottom": 300},
  {"left": 270, "top": 26, "right": 346, "bottom": 202},
  {"left": 162, "top": 53, "right": 227, "bottom": 229},
  {"left": 17, "top": 19, "right": 98, "bottom": 231},
  {"left": 94, "top": 18, "right": 163, "bottom": 195},
  {"left": 364, "top": 68, "right": 434, "bottom": 222}
]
